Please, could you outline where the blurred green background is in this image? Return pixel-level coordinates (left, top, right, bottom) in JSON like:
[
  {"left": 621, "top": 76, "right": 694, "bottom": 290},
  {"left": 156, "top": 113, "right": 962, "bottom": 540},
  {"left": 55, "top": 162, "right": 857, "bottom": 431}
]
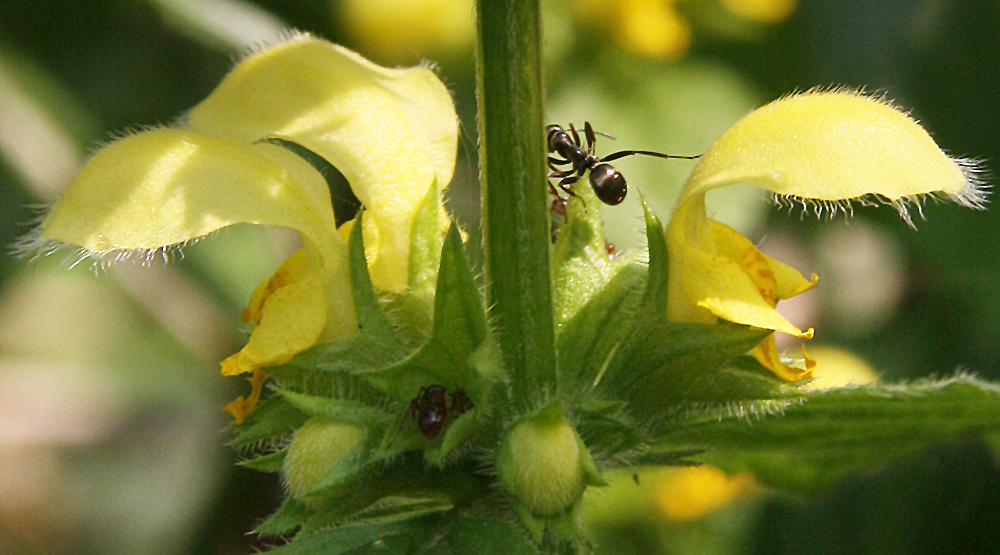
[{"left": 1, "top": 0, "right": 999, "bottom": 553}]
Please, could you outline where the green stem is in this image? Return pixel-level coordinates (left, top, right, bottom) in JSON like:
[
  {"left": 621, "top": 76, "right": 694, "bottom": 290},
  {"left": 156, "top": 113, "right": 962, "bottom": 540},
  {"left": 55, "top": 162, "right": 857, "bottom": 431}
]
[{"left": 475, "top": 0, "right": 555, "bottom": 407}]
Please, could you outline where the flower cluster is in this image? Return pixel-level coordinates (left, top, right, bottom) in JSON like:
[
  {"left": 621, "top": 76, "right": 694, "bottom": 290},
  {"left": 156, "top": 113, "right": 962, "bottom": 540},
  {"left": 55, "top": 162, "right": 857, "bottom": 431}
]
[{"left": 25, "top": 34, "right": 989, "bottom": 549}]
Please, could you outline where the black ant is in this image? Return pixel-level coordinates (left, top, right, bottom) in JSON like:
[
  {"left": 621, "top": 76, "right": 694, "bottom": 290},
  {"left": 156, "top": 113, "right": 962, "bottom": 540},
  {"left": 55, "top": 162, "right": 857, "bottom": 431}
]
[
  {"left": 399, "top": 385, "right": 474, "bottom": 441},
  {"left": 546, "top": 122, "right": 699, "bottom": 207}
]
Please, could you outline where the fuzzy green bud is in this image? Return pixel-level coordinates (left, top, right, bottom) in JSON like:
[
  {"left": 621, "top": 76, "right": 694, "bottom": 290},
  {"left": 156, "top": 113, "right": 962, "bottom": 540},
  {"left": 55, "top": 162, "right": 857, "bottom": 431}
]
[
  {"left": 496, "top": 406, "right": 591, "bottom": 516},
  {"left": 283, "top": 417, "right": 364, "bottom": 501}
]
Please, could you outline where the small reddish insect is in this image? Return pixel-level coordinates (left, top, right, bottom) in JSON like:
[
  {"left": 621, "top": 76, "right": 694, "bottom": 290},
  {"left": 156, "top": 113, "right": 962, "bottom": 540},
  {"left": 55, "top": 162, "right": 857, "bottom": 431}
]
[{"left": 403, "top": 385, "right": 474, "bottom": 440}]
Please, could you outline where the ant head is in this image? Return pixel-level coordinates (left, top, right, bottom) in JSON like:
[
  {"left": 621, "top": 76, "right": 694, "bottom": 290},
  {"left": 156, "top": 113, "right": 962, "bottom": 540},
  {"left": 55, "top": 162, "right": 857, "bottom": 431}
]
[{"left": 589, "top": 164, "right": 627, "bottom": 205}]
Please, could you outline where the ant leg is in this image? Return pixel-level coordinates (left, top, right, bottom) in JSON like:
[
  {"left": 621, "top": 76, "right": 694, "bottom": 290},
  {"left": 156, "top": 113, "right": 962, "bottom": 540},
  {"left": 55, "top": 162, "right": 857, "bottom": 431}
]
[
  {"left": 387, "top": 395, "right": 421, "bottom": 449},
  {"left": 568, "top": 123, "right": 582, "bottom": 147},
  {"left": 558, "top": 174, "right": 581, "bottom": 187},
  {"left": 548, "top": 156, "right": 571, "bottom": 168},
  {"left": 548, "top": 168, "right": 574, "bottom": 179},
  {"left": 584, "top": 122, "right": 598, "bottom": 155},
  {"left": 602, "top": 149, "right": 701, "bottom": 163},
  {"left": 557, "top": 175, "right": 587, "bottom": 208}
]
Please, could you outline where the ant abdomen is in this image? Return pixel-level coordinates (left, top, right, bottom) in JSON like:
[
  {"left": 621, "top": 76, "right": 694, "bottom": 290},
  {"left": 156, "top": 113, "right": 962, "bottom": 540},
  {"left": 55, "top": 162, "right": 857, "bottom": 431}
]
[{"left": 588, "top": 164, "right": 626, "bottom": 205}]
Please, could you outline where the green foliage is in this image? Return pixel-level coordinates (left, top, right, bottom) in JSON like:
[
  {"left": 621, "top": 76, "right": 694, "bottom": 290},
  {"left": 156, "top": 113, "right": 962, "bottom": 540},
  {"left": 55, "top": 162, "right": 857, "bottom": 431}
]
[
  {"left": 657, "top": 374, "right": 1000, "bottom": 494},
  {"left": 230, "top": 143, "right": 1000, "bottom": 552}
]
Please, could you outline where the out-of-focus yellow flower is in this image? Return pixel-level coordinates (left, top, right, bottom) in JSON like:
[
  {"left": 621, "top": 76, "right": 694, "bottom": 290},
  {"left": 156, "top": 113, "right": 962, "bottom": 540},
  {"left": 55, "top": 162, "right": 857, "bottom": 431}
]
[
  {"left": 570, "top": 0, "right": 797, "bottom": 60},
  {"left": 653, "top": 465, "right": 756, "bottom": 521},
  {"left": 617, "top": 0, "right": 691, "bottom": 60},
  {"left": 721, "top": 0, "right": 797, "bottom": 23},
  {"left": 804, "top": 346, "right": 879, "bottom": 390},
  {"left": 339, "top": 0, "right": 476, "bottom": 64},
  {"left": 29, "top": 35, "right": 458, "bottom": 423},
  {"left": 666, "top": 90, "right": 987, "bottom": 381}
]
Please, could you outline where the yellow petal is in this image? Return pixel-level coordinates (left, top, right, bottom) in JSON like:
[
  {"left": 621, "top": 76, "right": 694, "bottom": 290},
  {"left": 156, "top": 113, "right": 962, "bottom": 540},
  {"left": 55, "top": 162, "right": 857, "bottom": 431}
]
[
  {"left": 221, "top": 267, "right": 327, "bottom": 376},
  {"left": 222, "top": 368, "right": 268, "bottom": 424},
  {"left": 706, "top": 217, "right": 817, "bottom": 303},
  {"left": 751, "top": 336, "right": 814, "bottom": 381},
  {"left": 667, "top": 195, "right": 813, "bottom": 338},
  {"left": 41, "top": 130, "right": 340, "bottom": 259},
  {"left": 188, "top": 35, "right": 459, "bottom": 291},
  {"left": 679, "top": 90, "right": 986, "bottom": 220},
  {"left": 243, "top": 248, "right": 309, "bottom": 325}
]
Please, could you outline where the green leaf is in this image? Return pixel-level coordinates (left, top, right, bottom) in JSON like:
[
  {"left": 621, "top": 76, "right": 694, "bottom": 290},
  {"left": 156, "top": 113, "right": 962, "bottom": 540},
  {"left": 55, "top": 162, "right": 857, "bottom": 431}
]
[
  {"left": 239, "top": 448, "right": 287, "bottom": 472},
  {"left": 280, "top": 390, "right": 390, "bottom": 427},
  {"left": 446, "top": 517, "right": 540, "bottom": 554},
  {"left": 261, "top": 138, "right": 361, "bottom": 227},
  {"left": 228, "top": 394, "right": 308, "bottom": 447},
  {"left": 269, "top": 514, "right": 447, "bottom": 554},
  {"left": 629, "top": 448, "right": 705, "bottom": 467},
  {"left": 656, "top": 374, "right": 1000, "bottom": 494},
  {"left": 255, "top": 496, "right": 313, "bottom": 537},
  {"left": 358, "top": 226, "right": 489, "bottom": 403},
  {"left": 603, "top": 318, "right": 774, "bottom": 416}
]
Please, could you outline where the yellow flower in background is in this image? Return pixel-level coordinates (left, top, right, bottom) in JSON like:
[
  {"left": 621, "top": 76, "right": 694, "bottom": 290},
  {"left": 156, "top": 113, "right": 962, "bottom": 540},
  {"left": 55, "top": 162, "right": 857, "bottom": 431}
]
[
  {"left": 570, "top": 0, "right": 797, "bottom": 60},
  {"left": 666, "top": 90, "right": 987, "bottom": 381},
  {"left": 653, "top": 466, "right": 756, "bottom": 521},
  {"left": 28, "top": 35, "right": 459, "bottom": 423},
  {"left": 339, "top": 0, "right": 476, "bottom": 64},
  {"left": 721, "top": 0, "right": 796, "bottom": 23},
  {"left": 803, "top": 346, "right": 879, "bottom": 390}
]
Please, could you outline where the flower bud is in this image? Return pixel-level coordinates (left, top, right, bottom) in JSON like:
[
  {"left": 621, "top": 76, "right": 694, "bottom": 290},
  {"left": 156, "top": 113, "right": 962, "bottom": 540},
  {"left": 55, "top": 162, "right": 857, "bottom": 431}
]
[
  {"left": 496, "top": 407, "right": 595, "bottom": 516},
  {"left": 283, "top": 418, "right": 364, "bottom": 501}
]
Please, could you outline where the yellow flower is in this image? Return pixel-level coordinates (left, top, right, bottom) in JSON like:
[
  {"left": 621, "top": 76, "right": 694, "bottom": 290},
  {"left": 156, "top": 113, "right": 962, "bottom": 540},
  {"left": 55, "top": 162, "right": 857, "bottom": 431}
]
[
  {"left": 666, "top": 90, "right": 987, "bottom": 381},
  {"left": 570, "top": 0, "right": 797, "bottom": 60},
  {"left": 30, "top": 35, "right": 459, "bottom": 422}
]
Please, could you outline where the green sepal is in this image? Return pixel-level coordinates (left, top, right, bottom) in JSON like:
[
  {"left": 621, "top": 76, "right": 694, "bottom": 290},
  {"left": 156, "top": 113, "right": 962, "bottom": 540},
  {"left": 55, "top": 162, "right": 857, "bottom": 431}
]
[
  {"left": 576, "top": 431, "right": 607, "bottom": 487},
  {"left": 426, "top": 406, "right": 484, "bottom": 466},
  {"left": 570, "top": 399, "right": 647, "bottom": 459},
  {"left": 348, "top": 208, "right": 407, "bottom": 347},
  {"left": 343, "top": 493, "right": 454, "bottom": 525},
  {"left": 557, "top": 259, "right": 646, "bottom": 395},
  {"left": 280, "top": 390, "right": 391, "bottom": 427},
  {"left": 406, "top": 177, "right": 445, "bottom": 328},
  {"left": 228, "top": 394, "right": 308, "bottom": 447},
  {"left": 378, "top": 177, "right": 445, "bottom": 347},
  {"left": 358, "top": 225, "right": 490, "bottom": 405},
  {"left": 639, "top": 198, "right": 668, "bottom": 315},
  {"left": 255, "top": 495, "right": 313, "bottom": 537},
  {"left": 551, "top": 174, "right": 610, "bottom": 326},
  {"left": 239, "top": 448, "right": 287, "bottom": 472},
  {"left": 275, "top": 208, "right": 409, "bottom": 378},
  {"left": 511, "top": 502, "right": 546, "bottom": 544},
  {"left": 655, "top": 374, "right": 1000, "bottom": 494}
]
